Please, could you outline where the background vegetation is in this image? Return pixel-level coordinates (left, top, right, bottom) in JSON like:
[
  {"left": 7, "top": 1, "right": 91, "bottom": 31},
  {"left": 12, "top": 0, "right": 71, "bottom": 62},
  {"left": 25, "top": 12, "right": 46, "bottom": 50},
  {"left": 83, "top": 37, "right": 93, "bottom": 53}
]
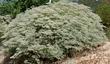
[
  {"left": 95, "top": 0, "right": 110, "bottom": 38},
  {"left": 0, "top": 0, "right": 59, "bottom": 18}
]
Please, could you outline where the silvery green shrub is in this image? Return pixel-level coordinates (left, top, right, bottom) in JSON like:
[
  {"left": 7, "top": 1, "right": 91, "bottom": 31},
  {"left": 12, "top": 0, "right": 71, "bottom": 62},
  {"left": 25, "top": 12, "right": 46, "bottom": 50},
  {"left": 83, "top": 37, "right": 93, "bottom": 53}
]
[
  {"left": 2, "top": 2, "right": 106, "bottom": 64},
  {"left": 0, "top": 15, "right": 11, "bottom": 46}
]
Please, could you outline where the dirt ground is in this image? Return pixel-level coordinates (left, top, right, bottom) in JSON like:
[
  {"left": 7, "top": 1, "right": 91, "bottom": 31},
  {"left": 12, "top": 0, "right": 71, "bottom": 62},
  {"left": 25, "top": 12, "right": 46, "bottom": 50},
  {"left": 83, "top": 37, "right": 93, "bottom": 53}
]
[
  {"left": 75, "top": 42, "right": 110, "bottom": 64},
  {"left": 0, "top": 51, "right": 5, "bottom": 64},
  {"left": 0, "top": 42, "right": 110, "bottom": 64}
]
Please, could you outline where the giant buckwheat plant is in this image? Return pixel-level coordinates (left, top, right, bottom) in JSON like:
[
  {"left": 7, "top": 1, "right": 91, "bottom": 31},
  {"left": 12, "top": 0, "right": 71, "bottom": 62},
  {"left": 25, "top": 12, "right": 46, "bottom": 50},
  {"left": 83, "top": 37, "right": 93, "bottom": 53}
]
[
  {"left": 0, "top": 15, "right": 11, "bottom": 45},
  {"left": 2, "top": 2, "right": 106, "bottom": 64}
]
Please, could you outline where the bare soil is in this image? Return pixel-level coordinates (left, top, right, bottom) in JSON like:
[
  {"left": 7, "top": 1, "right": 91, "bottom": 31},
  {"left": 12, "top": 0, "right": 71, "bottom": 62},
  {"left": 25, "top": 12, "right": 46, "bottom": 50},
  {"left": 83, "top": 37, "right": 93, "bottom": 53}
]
[
  {"left": 0, "top": 51, "right": 5, "bottom": 64},
  {"left": 75, "top": 42, "right": 110, "bottom": 64}
]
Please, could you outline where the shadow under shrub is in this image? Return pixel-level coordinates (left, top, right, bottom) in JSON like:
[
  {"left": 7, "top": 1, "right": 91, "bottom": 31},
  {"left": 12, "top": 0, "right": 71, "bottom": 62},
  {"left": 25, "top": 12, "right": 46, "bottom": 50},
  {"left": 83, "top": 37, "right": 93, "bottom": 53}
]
[{"left": 2, "top": 2, "right": 106, "bottom": 64}]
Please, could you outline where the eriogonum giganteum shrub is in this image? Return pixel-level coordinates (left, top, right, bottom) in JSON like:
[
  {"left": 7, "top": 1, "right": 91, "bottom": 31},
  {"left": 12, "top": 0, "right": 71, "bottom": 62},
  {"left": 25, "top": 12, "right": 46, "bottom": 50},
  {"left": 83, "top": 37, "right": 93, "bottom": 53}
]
[
  {"left": 2, "top": 2, "right": 106, "bottom": 64},
  {"left": 0, "top": 15, "right": 11, "bottom": 45}
]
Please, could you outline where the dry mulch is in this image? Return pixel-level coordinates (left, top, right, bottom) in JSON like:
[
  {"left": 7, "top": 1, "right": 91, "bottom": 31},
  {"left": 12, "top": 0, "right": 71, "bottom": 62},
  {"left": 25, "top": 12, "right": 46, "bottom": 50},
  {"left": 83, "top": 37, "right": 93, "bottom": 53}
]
[{"left": 75, "top": 42, "right": 110, "bottom": 64}]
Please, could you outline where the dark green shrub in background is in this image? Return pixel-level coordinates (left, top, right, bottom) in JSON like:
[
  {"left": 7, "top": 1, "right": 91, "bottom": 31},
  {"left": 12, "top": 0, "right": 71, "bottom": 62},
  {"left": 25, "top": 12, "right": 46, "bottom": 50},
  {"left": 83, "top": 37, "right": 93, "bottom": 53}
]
[
  {"left": 2, "top": 2, "right": 106, "bottom": 64},
  {"left": 96, "top": 0, "right": 110, "bottom": 38},
  {"left": 0, "top": 0, "right": 103, "bottom": 17},
  {"left": 105, "top": 27, "right": 110, "bottom": 39},
  {"left": 67, "top": 0, "right": 102, "bottom": 11},
  {"left": 0, "top": 0, "right": 59, "bottom": 18},
  {"left": 79, "top": 0, "right": 102, "bottom": 11},
  {"left": 96, "top": 3, "right": 110, "bottom": 27}
]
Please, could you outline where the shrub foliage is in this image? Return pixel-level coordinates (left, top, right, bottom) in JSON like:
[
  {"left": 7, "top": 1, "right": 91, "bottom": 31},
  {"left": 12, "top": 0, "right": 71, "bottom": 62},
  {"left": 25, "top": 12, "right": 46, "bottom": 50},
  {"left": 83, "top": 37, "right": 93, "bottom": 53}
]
[
  {"left": 2, "top": 2, "right": 106, "bottom": 64},
  {"left": 0, "top": 15, "right": 11, "bottom": 45}
]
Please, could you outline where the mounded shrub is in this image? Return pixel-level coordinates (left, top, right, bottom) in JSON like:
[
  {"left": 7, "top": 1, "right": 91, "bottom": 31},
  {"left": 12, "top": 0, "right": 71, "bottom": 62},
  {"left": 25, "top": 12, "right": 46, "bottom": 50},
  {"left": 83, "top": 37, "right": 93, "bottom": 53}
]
[{"left": 2, "top": 2, "right": 106, "bottom": 64}]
